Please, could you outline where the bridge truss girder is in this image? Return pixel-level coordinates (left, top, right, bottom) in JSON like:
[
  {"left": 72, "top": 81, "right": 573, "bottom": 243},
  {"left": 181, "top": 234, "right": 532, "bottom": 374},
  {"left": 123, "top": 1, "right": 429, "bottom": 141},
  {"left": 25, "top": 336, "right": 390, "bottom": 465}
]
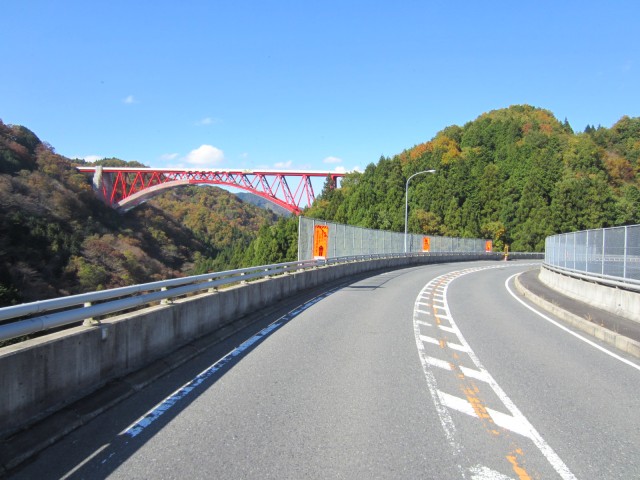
[{"left": 77, "top": 167, "right": 344, "bottom": 214}]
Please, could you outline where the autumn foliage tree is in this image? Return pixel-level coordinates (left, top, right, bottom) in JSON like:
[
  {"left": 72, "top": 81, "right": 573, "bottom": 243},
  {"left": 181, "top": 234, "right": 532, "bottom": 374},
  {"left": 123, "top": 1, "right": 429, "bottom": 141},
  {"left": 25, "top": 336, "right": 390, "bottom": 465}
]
[{"left": 304, "top": 105, "right": 640, "bottom": 251}]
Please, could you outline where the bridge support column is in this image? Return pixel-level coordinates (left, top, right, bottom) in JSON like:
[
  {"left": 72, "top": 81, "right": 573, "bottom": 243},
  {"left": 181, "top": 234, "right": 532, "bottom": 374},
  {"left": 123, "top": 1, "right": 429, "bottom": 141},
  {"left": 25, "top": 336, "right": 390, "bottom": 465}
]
[{"left": 91, "top": 166, "right": 115, "bottom": 207}]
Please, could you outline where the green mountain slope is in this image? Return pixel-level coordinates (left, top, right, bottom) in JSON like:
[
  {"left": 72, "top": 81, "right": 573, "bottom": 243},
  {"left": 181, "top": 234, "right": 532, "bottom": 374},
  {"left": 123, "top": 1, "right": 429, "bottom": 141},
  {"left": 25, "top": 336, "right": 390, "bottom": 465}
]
[
  {"left": 306, "top": 105, "right": 640, "bottom": 251},
  {"left": 0, "top": 120, "right": 277, "bottom": 306}
]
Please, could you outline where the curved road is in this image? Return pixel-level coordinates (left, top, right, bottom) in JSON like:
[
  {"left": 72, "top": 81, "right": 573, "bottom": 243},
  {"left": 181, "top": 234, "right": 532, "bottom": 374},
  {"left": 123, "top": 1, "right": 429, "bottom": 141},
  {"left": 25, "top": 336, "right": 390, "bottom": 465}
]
[{"left": 10, "top": 261, "right": 640, "bottom": 479}]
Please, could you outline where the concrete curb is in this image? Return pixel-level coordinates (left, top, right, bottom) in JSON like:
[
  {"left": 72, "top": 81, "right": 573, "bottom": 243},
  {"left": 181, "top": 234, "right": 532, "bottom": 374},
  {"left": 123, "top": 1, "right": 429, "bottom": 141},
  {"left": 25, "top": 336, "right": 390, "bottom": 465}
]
[{"left": 514, "top": 273, "right": 640, "bottom": 360}]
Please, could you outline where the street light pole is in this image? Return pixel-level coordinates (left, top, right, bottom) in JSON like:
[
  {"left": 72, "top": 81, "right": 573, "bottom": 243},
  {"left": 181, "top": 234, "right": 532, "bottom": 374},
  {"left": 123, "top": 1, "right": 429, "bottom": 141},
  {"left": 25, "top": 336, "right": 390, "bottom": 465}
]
[{"left": 404, "top": 169, "right": 436, "bottom": 253}]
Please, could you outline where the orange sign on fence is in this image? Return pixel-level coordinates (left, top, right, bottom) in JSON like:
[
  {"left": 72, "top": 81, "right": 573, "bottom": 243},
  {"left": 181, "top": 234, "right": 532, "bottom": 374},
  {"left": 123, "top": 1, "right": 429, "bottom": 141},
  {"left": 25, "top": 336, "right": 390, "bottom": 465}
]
[
  {"left": 422, "top": 237, "right": 431, "bottom": 252},
  {"left": 485, "top": 240, "right": 493, "bottom": 252},
  {"left": 313, "top": 225, "right": 329, "bottom": 258}
]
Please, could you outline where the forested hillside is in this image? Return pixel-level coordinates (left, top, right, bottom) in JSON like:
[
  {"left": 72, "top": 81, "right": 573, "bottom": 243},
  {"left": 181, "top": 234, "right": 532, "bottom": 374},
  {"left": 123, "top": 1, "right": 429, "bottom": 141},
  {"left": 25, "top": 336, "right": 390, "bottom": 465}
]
[
  {"left": 0, "top": 120, "right": 277, "bottom": 306},
  {"left": 306, "top": 105, "right": 640, "bottom": 252},
  {"left": 2, "top": 105, "right": 639, "bottom": 305}
]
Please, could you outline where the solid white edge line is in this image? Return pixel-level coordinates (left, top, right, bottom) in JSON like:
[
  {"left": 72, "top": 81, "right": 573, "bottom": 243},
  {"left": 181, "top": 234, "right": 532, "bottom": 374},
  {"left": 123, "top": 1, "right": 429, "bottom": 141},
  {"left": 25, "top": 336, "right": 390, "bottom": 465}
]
[{"left": 505, "top": 274, "right": 640, "bottom": 373}]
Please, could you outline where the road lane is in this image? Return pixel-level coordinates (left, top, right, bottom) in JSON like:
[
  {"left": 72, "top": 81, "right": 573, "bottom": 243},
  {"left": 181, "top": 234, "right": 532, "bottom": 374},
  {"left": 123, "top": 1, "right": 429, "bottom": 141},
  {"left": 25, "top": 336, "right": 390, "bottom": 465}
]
[
  {"left": 445, "top": 265, "right": 640, "bottom": 479},
  {"left": 8, "top": 261, "right": 639, "bottom": 479}
]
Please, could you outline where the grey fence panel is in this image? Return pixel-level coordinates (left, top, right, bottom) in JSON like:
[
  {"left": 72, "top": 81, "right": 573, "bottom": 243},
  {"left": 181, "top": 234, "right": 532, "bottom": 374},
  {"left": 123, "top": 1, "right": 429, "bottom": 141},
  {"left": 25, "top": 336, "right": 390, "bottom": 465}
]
[
  {"left": 628, "top": 226, "right": 640, "bottom": 281},
  {"left": 544, "top": 225, "right": 640, "bottom": 289},
  {"left": 298, "top": 216, "right": 489, "bottom": 260}
]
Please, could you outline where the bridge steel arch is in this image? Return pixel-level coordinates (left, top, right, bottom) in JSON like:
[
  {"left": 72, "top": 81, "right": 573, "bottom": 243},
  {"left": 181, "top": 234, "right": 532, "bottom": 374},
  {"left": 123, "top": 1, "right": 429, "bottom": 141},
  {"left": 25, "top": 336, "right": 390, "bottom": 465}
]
[{"left": 77, "top": 167, "right": 345, "bottom": 214}]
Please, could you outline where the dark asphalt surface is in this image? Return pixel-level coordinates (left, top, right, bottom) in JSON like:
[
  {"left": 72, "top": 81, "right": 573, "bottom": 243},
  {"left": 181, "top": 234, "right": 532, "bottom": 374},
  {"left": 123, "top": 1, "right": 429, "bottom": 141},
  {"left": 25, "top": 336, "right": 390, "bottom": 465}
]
[{"left": 3, "top": 260, "right": 639, "bottom": 479}]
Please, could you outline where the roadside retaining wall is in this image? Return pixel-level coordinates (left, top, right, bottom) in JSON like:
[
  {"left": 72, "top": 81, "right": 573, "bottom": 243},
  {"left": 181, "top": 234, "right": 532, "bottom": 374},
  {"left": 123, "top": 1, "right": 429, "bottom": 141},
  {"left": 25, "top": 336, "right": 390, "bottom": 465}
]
[
  {"left": 539, "top": 266, "right": 640, "bottom": 322},
  {"left": 0, "top": 253, "right": 496, "bottom": 436}
]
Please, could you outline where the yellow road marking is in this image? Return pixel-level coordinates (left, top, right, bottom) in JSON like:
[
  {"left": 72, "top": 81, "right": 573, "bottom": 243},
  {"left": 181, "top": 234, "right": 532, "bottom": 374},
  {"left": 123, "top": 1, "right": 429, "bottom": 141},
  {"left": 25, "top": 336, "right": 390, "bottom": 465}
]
[{"left": 507, "top": 449, "right": 532, "bottom": 480}]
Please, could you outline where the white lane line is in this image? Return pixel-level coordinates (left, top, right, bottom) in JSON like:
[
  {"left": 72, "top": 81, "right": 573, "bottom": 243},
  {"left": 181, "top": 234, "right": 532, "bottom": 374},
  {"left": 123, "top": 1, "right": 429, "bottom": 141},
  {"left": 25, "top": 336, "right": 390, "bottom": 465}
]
[
  {"left": 488, "top": 409, "right": 532, "bottom": 438},
  {"left": 420, "top": 334, "right": 440, "bottom": 346},
  {"left": 468, "top": 464, "right": 515, "bottom": 480},
  {"left": 414, "top": 315, "right": 466, "bottom": 476},
  {"left": 460, "top": 365, "right": 491, "bottom": 383},
  {"left": 414, "top": 266, "right": 578, "bottom": 480},
  {"left": 437, "top": 389, "right": 476, "bottom": 416},
  {"left": 415, "top": 309, "right": 431, "bottom": 315},
  {"left": 425, "top": 356, "right": 454, "bottom": 371},
  {"left": 437, "top": 390, "right": 531, "bottom": 438},
  {"left": 447, "top": 341, "right": 469, "bottom": 352},
  {"left": 416, "top": 301, "right": 431, "bottom": 307},
  {"left": 441, "top": 270, "right": 577, "bottom": 480},
  {"left": 506, "top": 273, "right": 640, "bottom": 373},
  {"left": 416, "top": 319, "right": 432, "bottom": 327},
  {"left": 120, "top": 288, "right": 338, "bottom": 439},
  {"left": 438, "top": 325, "right": 458, "bottom": 334},
  {"left": 419, "top": 334, "right": 468, "bottom": 352}
]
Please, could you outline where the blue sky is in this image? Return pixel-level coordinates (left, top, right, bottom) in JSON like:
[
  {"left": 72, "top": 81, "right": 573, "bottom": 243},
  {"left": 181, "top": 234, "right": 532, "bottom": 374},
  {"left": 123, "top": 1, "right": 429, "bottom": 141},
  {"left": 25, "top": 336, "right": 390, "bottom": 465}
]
[{"left": 2, "top": 1, "right": 639, "bottom": 174}]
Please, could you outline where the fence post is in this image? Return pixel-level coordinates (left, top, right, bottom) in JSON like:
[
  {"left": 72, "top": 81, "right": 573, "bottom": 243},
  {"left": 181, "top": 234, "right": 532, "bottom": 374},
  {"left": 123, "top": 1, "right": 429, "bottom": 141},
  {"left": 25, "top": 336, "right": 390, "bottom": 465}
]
[
  {"left": 601, "top": 228, "right": 606, "bottom": 276},
  {"left": 623, "top": 226, "right": 628, "bottom": 279},
  {"left": 585, "top": 230, "right": 589, "bottom": 273}
]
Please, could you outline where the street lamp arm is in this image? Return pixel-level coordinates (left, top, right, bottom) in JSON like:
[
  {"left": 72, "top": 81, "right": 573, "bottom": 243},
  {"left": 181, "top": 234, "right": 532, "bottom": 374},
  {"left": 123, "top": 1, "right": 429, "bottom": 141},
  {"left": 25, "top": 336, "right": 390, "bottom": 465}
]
[
  {"left": 405, "top": 169, "right": 436, "bottom": 189},
  {"left": 404, "top": 169, "right": 436, "bottom": 253}
]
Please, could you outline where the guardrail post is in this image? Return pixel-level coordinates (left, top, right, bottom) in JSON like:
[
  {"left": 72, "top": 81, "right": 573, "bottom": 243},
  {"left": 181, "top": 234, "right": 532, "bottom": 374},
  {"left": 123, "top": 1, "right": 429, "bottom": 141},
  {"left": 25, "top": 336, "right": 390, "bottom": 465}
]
[
  {"left": 160, "top": 287, "right": 173, "bottom": 304},
  {"left": 82, "top": 302, "right": 100, "bottom": 326},
  {"left": 207, "top": 278, "right": 217, "bottom": 293}
]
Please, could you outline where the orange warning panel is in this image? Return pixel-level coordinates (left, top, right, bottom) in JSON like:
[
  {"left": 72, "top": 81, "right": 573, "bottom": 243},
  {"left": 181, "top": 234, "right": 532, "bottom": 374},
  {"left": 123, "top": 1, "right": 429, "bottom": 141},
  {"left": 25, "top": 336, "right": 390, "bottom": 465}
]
[
  {"left": 422, "top": 237, "right": 431, "bottom": 252},
  {"left": 485, "top": 240, "right": 493, "bottom": 252},
  {"left": 313, "top": 225, "right": 329, "bottom": 258}
]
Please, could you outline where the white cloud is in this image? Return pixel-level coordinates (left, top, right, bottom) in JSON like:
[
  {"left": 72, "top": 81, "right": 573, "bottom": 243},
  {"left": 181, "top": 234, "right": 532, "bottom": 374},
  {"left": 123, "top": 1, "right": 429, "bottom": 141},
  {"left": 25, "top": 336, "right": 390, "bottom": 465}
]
[
  {"left": 195, "top": 117, "right": 222, "bottom": 126},
  {"left": 160, "top": 153, "right": 180, "bottom": 161},
  {"left": 333, "top": 166, "right": 346, "bottom": 173},
  {"left": 274, "top": 160, "right": 293, "bottom": 168},
  {"left": 83, "top": 155, "right": 103, "bottom": 163},
  {"left": 323, "top": 156, "right": 343, "bottom": 164},
  {"left": 123, "top": 95, "right": 137, "bottom": 104},
  {"left": 185, "top": 145, "right": 224, "bottom": 165}
]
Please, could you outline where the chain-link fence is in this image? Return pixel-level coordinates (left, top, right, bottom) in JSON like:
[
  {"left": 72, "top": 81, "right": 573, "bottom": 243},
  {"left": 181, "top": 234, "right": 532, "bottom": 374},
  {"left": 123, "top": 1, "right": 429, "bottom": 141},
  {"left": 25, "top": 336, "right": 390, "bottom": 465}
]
[
  {"left": 544, "top": 225, "right": 640, "bottom": 285},
  {"left": 298, "top": 216, "right": 489, "bottom": 260}
]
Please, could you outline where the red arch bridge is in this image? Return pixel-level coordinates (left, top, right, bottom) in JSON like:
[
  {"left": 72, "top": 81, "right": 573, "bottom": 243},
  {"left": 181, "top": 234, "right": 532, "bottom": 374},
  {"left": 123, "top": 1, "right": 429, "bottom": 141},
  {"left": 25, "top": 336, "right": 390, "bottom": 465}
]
[{"left": 77, "top": 167, "right": 345, "bottom": 215}]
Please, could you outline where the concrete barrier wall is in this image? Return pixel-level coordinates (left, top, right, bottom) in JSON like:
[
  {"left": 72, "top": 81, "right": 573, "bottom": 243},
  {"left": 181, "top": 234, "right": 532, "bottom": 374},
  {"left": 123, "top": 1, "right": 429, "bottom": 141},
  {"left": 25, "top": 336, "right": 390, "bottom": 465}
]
[
  {"left": 0, "top": 253, "right": 495, "bottom": 436},
  {"left": 539, "top": 266, "right": 640, "bottom": 322}
]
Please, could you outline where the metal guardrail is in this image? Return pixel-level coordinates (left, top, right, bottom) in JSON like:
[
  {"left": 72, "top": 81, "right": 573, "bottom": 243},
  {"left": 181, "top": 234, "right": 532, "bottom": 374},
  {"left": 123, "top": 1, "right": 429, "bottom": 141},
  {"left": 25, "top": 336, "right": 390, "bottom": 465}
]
[
  {"left": 0, "top": 252, "right": 497, "bottom": 343},
  {"left": 544, "top": 225, "right": 640, "bottom": 293},
  {"left": 543, "top": 263, "right": 640, "bottom": 292}
]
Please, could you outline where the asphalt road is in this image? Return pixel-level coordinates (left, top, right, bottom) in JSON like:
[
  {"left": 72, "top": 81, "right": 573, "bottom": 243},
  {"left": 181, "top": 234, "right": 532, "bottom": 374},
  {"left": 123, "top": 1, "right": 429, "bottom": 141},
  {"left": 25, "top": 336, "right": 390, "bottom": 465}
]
[{"left": 8, "top": 260, "right": 640, "bottom": 479}]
